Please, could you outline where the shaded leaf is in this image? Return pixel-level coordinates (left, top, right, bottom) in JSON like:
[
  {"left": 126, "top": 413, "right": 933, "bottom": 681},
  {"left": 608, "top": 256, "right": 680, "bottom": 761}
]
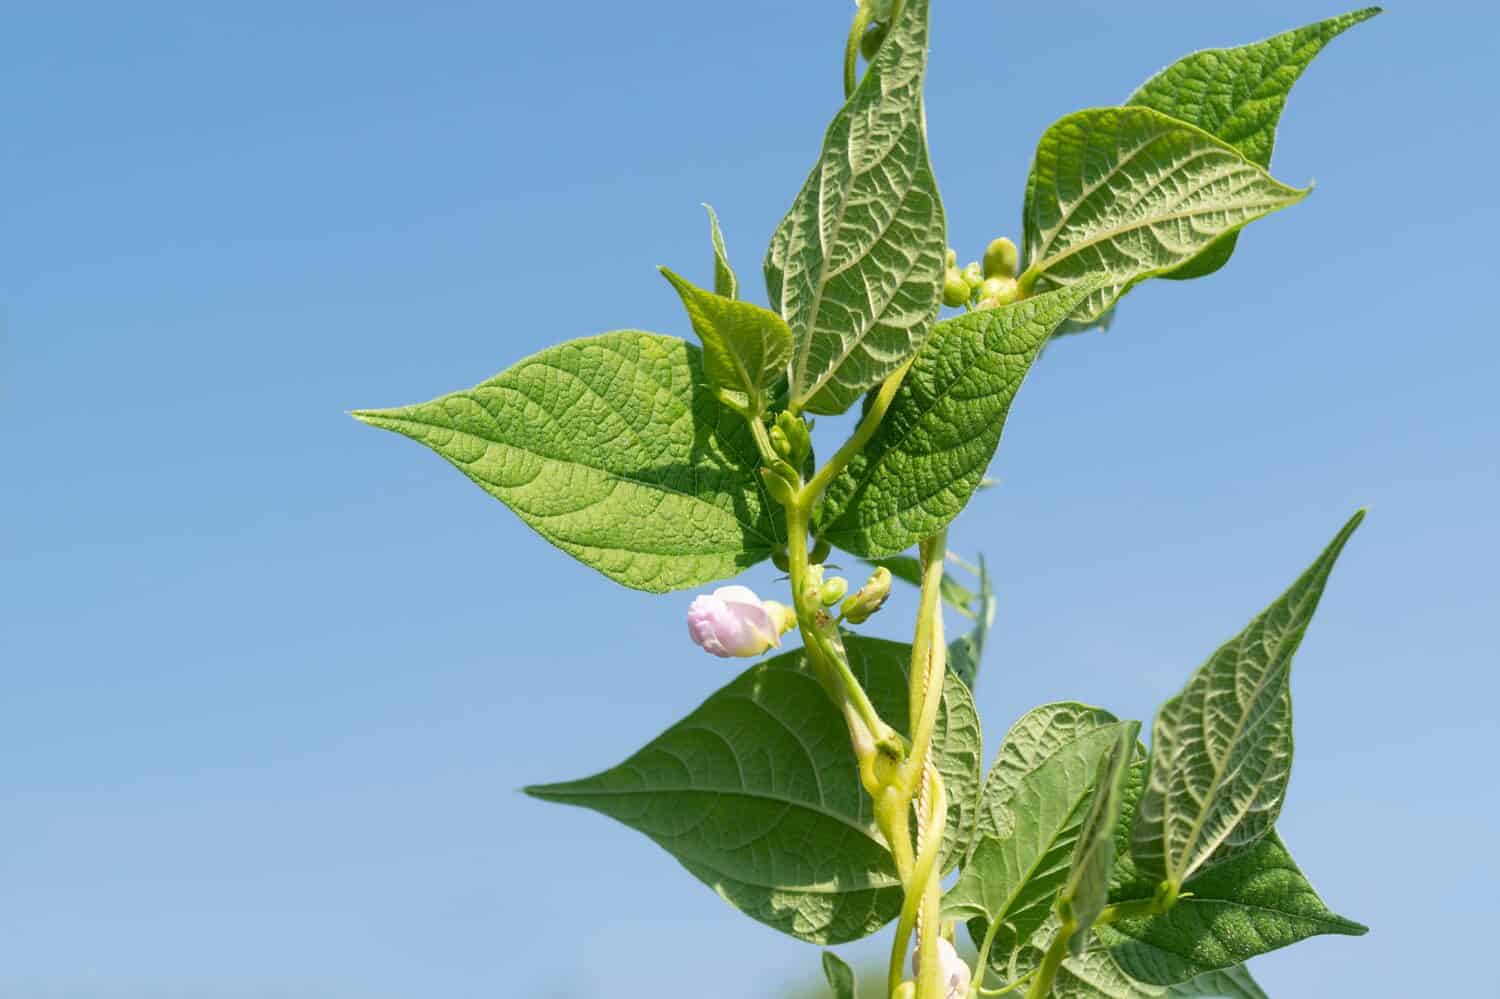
[
  {"left": 947, "top": 554, "right": 994, "bottom": 691},
  {"left": 1060, "top": 722, "right": 1142, "bottom": 955},
  {"left": 946, "top": 719, "right": 1132, "bottom": 965},
  {"left": 822, "top": 951, "right": 856, "bottom": 999},
  {"left": 1104, "top": 831, "right": 1364, "bottom": 986}
]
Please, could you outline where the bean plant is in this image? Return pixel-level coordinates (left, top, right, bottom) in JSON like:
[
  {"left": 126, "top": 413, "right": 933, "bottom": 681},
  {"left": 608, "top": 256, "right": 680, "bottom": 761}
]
[{"left": 355, "top": 4, "right": 1380, "bottom": 996}]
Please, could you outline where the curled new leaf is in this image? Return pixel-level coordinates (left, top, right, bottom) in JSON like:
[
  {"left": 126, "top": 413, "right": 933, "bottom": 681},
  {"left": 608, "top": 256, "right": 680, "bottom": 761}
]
[{"left": 661, "top": 267, "right": 792, "bottom": 412}]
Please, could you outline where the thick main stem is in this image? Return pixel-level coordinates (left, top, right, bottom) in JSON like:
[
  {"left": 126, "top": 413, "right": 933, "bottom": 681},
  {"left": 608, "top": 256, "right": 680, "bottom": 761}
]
[{"left": 908, "top": 531, "right": 950, "bottom": 999}]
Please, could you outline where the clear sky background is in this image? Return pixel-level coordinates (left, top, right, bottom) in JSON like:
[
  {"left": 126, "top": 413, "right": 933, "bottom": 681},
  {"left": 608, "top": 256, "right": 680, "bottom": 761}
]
[{"left": 3, "top": 2, "right": 1496, "bottom": 997}]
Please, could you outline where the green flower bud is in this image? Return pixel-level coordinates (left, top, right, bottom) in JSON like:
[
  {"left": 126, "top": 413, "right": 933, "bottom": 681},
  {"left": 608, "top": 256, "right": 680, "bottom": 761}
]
[
  {"left": 820, "top": 576, "right": 849, "bottom": 606},
  {"left": 771, "top": 547, "right": 790, "bottom": 573},
  {"left": 977, "top": 276, "right": 1020, "bottom": 309},
  {"left": 961, "top": 261, "right": 983, "bottom": 291},
  {"left": 944, "top": 247, "right": 958, "bottom": 269},
  {"left": 859, "top": 20, "right": 889, "bottom": 61},
  {"left": 810, "top": 537, "right": 832, "bottom": 564},
  {"left": 893, "top": 984, "right": 916, "bottom": 999},
  {"left": 942, "top": 269, "right": 969, "bottom": 308},
  {"left": 774, "top": 410, "right": 812, "bottom": 467},
  {"left": 840, "top": 565, "right": 892, "bottom": 623},
  {"left": 983, "top": 236, "right": 1019, "bottom": 279},
  {"left": 768, "top": 423, "right": 792, "bottom": 460}
]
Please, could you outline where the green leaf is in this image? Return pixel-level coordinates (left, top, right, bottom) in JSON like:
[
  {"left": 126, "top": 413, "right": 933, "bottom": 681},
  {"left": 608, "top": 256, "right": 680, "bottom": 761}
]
[
  {"left": 947, "top": 554, "right": 994, "bottom": 691},
  {"left": 1020, "top": 107, "right": 1308, "bottom": 324},
  {"left": 353, "top": 331, "right": 781, "bottom": 593},
  {"left": 764, "top": 0, "right": 945, "bottom": 415},
  {"left": 661, "top": 267, "right": 793, "bottom": 412},
  {"left": 822, "top": 952, "right": 856, "bottom": 999},
  {"left": 816, "top": 283, "right": 1094, "bottom": 557},
  {"left": 1126, "top": 7, "right": 1381, "bottom": 280},
  {"left": 704, "top": 203, "right": 739, "bottom": 299},
  {"left": 1132, "top": 511, "right": 1365, "bottom": 884},
  {"left": 976, "top": 703, "right": 1123, "bottom": 844},
  {"left": 1103, "top": 832, "right": 1366, "bottom": 986},
  {"left": 945, "top": 718, "right": 1133, "bottom": 964},
  {"left": 1050, "top": 947, "right": 1270, "bottom": 998},
  {"left": 1060, "top": 722, "right": 1142, "bottom": 956},
  {"left": 525, "top": 636, "right": 981, "bottom": 945}
]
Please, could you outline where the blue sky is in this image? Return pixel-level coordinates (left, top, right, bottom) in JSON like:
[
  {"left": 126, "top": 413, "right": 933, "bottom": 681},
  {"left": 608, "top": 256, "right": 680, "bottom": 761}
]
[{"left": 2, "top": 2, "right": 1496, "bottom": 997}]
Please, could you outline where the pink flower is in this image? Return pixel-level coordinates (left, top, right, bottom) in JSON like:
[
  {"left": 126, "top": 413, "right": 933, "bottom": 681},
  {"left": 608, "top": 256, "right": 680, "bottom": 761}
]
[
  {"left": 687, "top": 585, "right": 792, "bottom": 658},
  {"left": 913, "top": 937, "right": 971, "bottom": 999}
]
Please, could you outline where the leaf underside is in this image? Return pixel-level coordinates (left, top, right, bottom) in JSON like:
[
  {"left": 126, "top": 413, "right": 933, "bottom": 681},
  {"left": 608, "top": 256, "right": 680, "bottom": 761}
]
[
  {"left": 765, "top": 0, "right": 946, "bottom": 415},
  {"left": 1132, "top": 512, "right": 1365, "bottom": 885},
  {"left": 1022, "top": 106, "right": 1308, "bottom": 324},
  {"left": 526, "top": 635, "right": 981, "bottom": 945},
  {"left": 1127, "top": 7, "right": 1382, "bottom": 280},
  {"left": 817, "top": 283, "right": 1094, "bottom": 557}
]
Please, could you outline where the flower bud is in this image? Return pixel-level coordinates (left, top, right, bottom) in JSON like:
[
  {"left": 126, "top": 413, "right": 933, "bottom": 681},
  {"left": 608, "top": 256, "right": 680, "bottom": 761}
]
[
  {"left": 945, "top": 247, "right": 958, "bottom": 269},
  {"left": 859, "top": 20, "right": 889, "bottom": 61},
  {"left": 912, "top": 937, "right": 971, "bottom": 999},
  {"left": 687, "top": 585, "right": 784, "bottom": 658},
  {"left": 977, "top": 276, "right": 1020, "bottom": 309},
  {"left": 771, "top": 547, "right": 791, "bottom": 572},
  {"left": 820, "top": 576, "right": 849, "bottom": 606},
  {"left": 769, "top": 423, "right": 792, "bottom": 459},
  {"left": 893, "top": 984, "right": 916, "bottom": 999},
  {"left": 775, "top": 410, "right": 812, "bottom": 467},
  {"left": 983, "top": 236, "right": 1019, "bottom": 279},
  {"left": 961, "top": 262, "right": 983, "bottom": 293},
  {"left": 942, "top": 269, "right": 969, "bottom": 308},
  {"left": 841, "top": 566, "right": 892, "bottom": 623},
  {"left": 810, "top": 537, "right": 832, "bottom": 564}
]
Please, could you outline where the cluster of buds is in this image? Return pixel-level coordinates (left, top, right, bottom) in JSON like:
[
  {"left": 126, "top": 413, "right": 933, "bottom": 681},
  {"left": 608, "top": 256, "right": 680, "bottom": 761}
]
[{"left": 942, "top": 237, "right": 1021, "bottom": 311}]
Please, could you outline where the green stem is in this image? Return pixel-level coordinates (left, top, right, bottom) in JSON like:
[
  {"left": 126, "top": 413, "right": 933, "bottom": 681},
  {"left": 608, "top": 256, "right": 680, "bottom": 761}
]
[
  {"left": 886, "top": 768, "right": 946, "bottom": 996},
  {"left": 903, "top": 531, "right": 948, "bottom": 789},
  {"left": 747, "top": 410, "right": 780, "bottom": 467},
  {"left": 979, "top": 970, "right": 1037, "bottom": 998},
  {"left": 804, "top": 359, "right": 913, "bottom": 510},
  {"left": 967, "top": 914, "right": 1008, "bottom": 999},
  {"left": 1023, "top": 920, "right": 1075, "bottom": 999},
  {"left": 843, "top": 2, "right": 873, "bottom": 98},
  {"left": 784, "top": 496, "right": 897, "bottom": 772}
]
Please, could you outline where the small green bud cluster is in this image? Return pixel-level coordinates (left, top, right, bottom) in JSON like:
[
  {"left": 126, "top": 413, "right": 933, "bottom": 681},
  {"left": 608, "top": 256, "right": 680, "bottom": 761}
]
[
  {"left": 841, "top": 565, "right": 893, "bottom": 623},
  {"left": 941, "top": 236, "right": 1022, "bottom": 311},
  {"left": 769, "top": 410, "right": 812, "bottom": 468}
]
